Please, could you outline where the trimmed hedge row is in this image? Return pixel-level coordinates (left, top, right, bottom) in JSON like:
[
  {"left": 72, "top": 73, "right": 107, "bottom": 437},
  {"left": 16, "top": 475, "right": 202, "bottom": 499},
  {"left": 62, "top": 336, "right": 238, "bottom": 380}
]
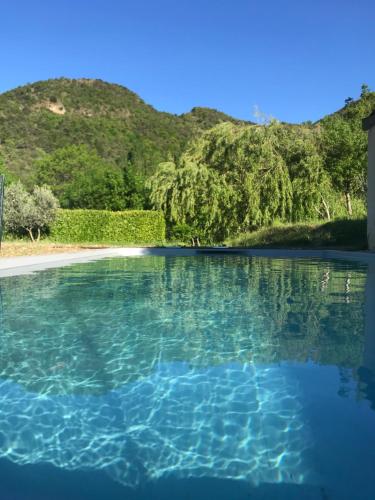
[{"left": 50, "top": 209, "right": 166, "bottom": 245}]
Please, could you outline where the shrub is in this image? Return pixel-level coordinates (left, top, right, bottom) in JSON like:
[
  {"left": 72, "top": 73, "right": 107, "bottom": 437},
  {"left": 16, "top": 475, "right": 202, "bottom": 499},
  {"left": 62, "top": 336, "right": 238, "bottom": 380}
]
[
  {"left": 225, "top": 219, "right": 367, "bottom": 250},
  {"left": 50, "top": 209, "right": 165, "bottom": 245},
  {"left": 4, "top": 182, "right": 59, "bottom": 241},
  {"left": 168, "top": 222, "right": 205, "bottom": 246}
]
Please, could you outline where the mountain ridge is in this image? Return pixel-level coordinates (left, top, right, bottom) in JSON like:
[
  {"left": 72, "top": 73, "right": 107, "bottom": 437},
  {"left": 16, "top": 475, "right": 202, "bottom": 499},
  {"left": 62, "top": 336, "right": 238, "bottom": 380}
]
[
  {"left": 0, "top": 77, "right": 250, "bottom": 182},
  {"left": 0, "top": 78, "right": 374, "bottom": 185}
]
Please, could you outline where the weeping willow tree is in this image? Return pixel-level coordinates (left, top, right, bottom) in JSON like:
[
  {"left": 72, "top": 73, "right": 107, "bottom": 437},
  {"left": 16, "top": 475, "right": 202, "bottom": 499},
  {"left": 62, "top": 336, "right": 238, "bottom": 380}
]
[
  {"left": 149, "top": 122, "right": 336, "bottom": 242},
  {"left": 148, "top": 158, "right": 236, "bottom": 240},
  {"left": 272, "top": 125, "right": 334, "bottom": 220}
]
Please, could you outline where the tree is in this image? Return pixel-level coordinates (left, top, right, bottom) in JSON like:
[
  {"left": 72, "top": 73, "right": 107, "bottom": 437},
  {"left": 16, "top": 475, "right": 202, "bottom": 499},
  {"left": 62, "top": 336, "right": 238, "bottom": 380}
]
[
  {"left": 148, "top": 159, "right": 234, "bottom": 241},
  {"left": 122, "top": 162, "right": 148, "bottom": 209},
  {"left": 4, "top": 182, "right": 59, "bottom": 241},
  {"left": 321, "top": 115, "right": 367, "bottom": 215},
  {"left": 35, "top": 145, "right": 126, "bottom": 210},
  {"left": 149, "top": 123, "right": 297, "bottom": 240},
  {"left": 273, "top": 125, "right": 333, "bottom": 220},
  {"left": 31, "top": 185, "right": 61, "bottom": 240},
  {"left": 361, "top": 83, "right": 370, "bottom": 98},
  {"left": 63, "top": 166, "right": 125, "bottom": 210},
  {"left": 149, "top": 119, "right": 346, "bottom": 242},
  {"left": 0, "top": 154, "right": 18, "bottom": 184}
]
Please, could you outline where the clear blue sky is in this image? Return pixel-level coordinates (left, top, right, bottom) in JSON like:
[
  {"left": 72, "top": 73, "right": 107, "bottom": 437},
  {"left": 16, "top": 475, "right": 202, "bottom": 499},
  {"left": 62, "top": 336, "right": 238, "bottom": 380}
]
[{"left": 1, "top": 0, "right": 374, "bottom": 123}]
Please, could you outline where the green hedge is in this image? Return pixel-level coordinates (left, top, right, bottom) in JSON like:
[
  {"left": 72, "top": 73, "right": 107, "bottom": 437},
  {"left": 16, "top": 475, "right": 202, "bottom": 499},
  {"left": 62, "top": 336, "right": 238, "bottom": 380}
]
[{"left": 50, "top": 209, "right": 166, "bottom": 245}]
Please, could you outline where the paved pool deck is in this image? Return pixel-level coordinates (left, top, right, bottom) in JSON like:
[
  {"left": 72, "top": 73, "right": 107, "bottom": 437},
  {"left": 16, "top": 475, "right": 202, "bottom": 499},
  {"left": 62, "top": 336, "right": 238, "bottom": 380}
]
[{"left": 0, "top": 247, "right": 375, "bottom": 277}]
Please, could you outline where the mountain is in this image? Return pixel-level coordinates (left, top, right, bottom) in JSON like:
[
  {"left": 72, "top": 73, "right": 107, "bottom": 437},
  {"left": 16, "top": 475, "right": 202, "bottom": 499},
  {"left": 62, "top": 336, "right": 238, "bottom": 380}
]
[
  {"left": 0, "top": 78, "right": 373, "bottom": 188},
  {"left": 181, "top": 106, "right": 248, "bottom": 128},
  {"left": 0, "top": 78, "right": 249, "bottom": 183}
]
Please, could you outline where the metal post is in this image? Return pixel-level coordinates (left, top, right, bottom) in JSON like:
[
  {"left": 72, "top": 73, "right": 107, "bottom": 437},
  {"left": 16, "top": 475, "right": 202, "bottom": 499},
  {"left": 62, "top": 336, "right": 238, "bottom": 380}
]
[{"left": 0, "top": 175, "right": 5, "bottom": 249}]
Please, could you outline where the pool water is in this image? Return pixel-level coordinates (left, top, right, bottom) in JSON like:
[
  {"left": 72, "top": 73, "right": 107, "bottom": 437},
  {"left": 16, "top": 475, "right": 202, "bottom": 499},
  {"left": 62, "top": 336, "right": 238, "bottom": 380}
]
[{"left": 0, "top": 255, "right": 374, "bottom": 499}]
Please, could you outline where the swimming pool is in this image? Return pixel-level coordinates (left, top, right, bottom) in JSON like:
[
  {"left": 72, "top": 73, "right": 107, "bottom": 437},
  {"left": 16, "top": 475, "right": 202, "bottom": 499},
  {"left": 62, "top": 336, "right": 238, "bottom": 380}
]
[{"left": 0, "top": 255, "right": 374, "bottom": 499}]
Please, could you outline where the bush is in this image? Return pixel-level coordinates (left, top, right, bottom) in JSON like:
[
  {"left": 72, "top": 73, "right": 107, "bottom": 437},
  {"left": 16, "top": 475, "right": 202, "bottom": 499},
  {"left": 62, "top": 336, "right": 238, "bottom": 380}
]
[
  {"left": 50, "top": 209, "right": 166, "bottom": 245},
  {"left": 4, "top": 182, "right": 59, "bottom": 241},
  {"left": 168, "top": 223, "right": 206, "bottom": 246},
  {"left": 225, "top": 219, "right": 367, "bottom": 250}
]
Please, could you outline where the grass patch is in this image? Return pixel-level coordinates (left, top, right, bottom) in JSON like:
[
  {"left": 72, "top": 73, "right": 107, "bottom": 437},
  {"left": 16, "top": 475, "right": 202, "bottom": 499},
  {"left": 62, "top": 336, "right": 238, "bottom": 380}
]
[
  {"left": 225, "top": 219, "right": 367, "bottom": 250},
  {"left": 2, "top": 219, "right": 368, "bottom": 255}
]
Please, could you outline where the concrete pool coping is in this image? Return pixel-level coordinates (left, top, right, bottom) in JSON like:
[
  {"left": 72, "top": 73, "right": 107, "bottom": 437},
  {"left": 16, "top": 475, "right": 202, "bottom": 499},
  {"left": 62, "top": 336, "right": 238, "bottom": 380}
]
[{"left": 0, "top": 247, "right": 375, "bottom": 277}]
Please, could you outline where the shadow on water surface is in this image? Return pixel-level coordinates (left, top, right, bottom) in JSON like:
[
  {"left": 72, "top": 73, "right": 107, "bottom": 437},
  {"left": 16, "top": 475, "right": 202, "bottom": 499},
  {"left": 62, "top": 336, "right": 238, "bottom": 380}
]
[{"left": 0, "top": 459, "right": 325, "bottom": 500}]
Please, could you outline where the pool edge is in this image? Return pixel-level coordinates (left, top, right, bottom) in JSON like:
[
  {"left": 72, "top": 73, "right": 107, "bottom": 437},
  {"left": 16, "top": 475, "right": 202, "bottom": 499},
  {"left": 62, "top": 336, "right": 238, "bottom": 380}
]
[{"left": 0, "top": 247, "right": 374, "bottom": 277}]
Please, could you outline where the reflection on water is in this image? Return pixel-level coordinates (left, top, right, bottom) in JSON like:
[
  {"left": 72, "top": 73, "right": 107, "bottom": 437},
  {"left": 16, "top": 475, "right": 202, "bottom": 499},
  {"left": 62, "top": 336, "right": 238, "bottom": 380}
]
[
  {"left": 0, "top": 256, "right": 374, "bottom": 496},
  {"left": 0, "top": 257, "right": 368, "bottom": 394}
]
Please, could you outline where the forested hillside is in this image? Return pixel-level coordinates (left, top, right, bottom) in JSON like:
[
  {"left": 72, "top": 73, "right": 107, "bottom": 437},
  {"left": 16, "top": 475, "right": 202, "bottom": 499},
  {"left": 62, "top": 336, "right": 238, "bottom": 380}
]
[
  {"left": 0, "top": 78, "right": 247, "bottom": 182},
  {"left": 1, "top": 78, "right": 374, "bottom": 243}
]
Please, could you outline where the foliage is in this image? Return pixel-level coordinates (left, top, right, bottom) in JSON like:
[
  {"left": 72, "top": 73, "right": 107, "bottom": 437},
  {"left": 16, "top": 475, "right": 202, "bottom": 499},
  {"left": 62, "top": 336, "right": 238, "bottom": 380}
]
[
  {"left": 318, "top": 85, "right": 373, "bottom": 215},
  {"left": 0, "top": 153, "right": 18, "bottom": 184},
  {"left": 32, "top": 185, "right": 61, "bottom": 234},
  {"left": 320, "top": 115, "right": 367, "bottom": 214},
  {"left": 35, "top": 145, "right": 126, "bottom": 209},
  {"left": 335, "top": 84, "right": 375, "bottom": 121},
  {"left": 271, "top": 125, "right": 331, "bottom": 220},
  {"left": 148, "top": 158, "right": 236, "bottom": 241},
  {"left": 181, "top": 106, "right": 249, "bottom": 129},
  {"left": 225, "top": 219, "right": 367, "bottom": 250},
  {"left": 1, "top": 79, "right": 374, "bottom": 245},
  {"left": 122, "top": 162, "right": 149, "bottom": 209},
  {"left": 0, "top": 78, "right": 246, "bottom": 183},
  {"left": 361, "top": 83, "right": 371, "bottom": 98},
  {"left": 51, "top": 209, "right": 165, "bottom": 245},
  {"left": 150, "top": 85, "right": 373, "bottom": 242},
  {"left": 4, "top": 182, "right": 59, "bottom": 241},
  {"left": 167, "top": 223, "right": 203, "bottom": 245},
  {"left": 149, "top": 122, "right": 335, "bottom": 239}
]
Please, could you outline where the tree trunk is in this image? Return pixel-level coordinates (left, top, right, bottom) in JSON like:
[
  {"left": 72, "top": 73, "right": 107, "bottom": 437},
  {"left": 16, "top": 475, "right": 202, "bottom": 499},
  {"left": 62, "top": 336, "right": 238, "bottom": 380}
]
[
  {"left": 321, "top": 196, "right": 331, "bottom": 221},
  {"left": 26, "top": 228, "right": 35, "bottom": 242},
  {"left": 37, "top": 228, "right": 41, "bottom": 242},
  {"left": 345, "top": 192, "right": 353, "bottom": 216}
]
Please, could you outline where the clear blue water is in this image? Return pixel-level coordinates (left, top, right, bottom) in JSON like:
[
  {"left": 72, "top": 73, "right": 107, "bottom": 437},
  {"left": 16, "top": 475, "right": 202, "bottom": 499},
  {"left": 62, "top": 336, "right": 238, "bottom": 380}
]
[{"left": 0, "top": 255, "right": 374, "bottom": 500}]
